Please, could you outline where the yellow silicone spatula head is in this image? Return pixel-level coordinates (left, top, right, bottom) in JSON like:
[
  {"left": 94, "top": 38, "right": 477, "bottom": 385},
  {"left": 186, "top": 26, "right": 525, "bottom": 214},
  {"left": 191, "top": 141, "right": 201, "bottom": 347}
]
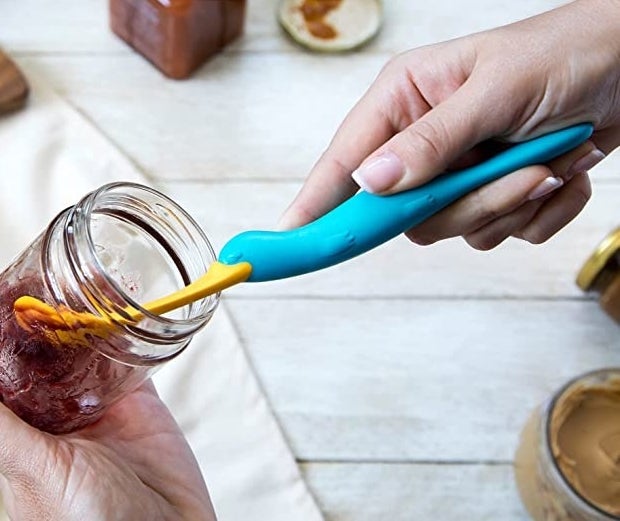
[{"left": 13, "top": 261, "right": 252, "bottom": 345}]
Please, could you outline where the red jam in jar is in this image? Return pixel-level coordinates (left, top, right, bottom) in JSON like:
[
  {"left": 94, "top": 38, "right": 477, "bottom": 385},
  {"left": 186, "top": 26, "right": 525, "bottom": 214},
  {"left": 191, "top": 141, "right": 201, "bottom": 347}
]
[{"left": 0, "top": 183, "right": 218, "bottom": 433}]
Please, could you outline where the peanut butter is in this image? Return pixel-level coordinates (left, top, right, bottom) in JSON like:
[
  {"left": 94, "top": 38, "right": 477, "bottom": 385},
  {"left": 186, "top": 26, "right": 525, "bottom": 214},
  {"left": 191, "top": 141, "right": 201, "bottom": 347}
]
[
  {"left": 550, "top": 378, "right": 620, "bottom": 515},
  {"left": 299, "top": 0, "right": 343, "bottom": 40},
  {"left": 515, "top": 370, "right": 620, "bottom": 520},
  {"left": 278, "top": 0, "right": 382, "bottom": 53}
]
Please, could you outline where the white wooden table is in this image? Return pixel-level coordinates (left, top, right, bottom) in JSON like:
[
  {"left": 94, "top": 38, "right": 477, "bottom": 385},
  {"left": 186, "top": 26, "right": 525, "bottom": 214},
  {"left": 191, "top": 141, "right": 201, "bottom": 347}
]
[{"left": 2, "top": 1, "right": 619, "bottom": 519}]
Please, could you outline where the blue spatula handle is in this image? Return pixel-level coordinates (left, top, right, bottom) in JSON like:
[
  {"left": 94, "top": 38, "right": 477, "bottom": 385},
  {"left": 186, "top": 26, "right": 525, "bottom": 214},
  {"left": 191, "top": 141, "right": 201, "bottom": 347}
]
[{"left": 220, "top": 123, "right": 593, "bottom": 282}]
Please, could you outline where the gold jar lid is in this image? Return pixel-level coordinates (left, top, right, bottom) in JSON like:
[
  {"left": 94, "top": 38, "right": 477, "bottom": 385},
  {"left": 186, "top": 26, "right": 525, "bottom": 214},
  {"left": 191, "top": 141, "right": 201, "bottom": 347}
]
[
  {"left": 576, "top": 227, "right": 620, "bottom": 291},
  {"left": 278, "top": 0, "right": 383, "bottom": 52}
]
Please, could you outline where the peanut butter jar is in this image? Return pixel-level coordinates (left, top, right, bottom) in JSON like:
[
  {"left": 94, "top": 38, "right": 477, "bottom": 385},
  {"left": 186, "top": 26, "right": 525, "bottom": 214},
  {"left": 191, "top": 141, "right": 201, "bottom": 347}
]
[
  {"left": 577, "top": 228, "right": 620, "bottom": 324},
  {"left": 514, "top": 369, "right": 620, "bottom": 520},
  {"left": 278, "top": 0, "right": 382, "bottom": 52}
]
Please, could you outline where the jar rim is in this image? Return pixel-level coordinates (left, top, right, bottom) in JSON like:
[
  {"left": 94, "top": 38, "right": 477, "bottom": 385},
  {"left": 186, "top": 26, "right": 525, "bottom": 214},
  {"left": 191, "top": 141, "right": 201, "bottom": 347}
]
[
  {"left": 85, "top": 182, "right": 218, "bottom": 326},
  {"left": 44, "top": 182, "right": 220, "bottom": 364}
]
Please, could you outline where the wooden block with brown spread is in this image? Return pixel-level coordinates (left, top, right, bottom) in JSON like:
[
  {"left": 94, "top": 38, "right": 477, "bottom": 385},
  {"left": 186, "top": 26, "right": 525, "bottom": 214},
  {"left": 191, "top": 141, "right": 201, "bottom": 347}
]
[{"left": 0, "top": 51, "right": 29, "bottom": 114}]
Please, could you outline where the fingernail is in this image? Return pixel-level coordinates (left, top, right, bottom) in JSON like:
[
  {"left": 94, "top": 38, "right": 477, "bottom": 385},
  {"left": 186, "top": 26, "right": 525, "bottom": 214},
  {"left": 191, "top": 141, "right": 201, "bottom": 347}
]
[
  {"left": 276, "top": 208, "right": 302, "bottom": 231},
  {"left": 275, "top": 213, "right": 292, "bottom": 231},
  {"left": 567, "top": 148, "right": 605, "bottom": 178},
  {"left": 527, "top": 176, "right": 564, "bottom": 201},
  {"left": 351, "top": 151, "right": 404, "bottom": 193}
]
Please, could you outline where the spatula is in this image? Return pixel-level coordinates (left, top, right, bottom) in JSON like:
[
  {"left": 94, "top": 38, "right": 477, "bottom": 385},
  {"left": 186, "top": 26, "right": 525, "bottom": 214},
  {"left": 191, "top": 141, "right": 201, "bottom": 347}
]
[{"left": 14, "top": 123, "right": 594, "bottom": 343}]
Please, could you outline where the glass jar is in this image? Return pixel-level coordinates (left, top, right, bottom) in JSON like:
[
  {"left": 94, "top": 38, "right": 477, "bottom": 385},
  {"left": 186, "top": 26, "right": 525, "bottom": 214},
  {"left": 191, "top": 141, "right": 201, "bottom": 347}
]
[
  {"left": 277, "top": 0, "right": 383, "bottom": 52},
  {"left": 0, "top": 182, "right": 218, "bottom": 434},
  {"left": 514, "top": 369, "right": 620, "bottom": 521},
  {"left": 576, "top": 228, "right": 620, "bottom": 324},
  {"left": 109, "top": 0, "right": 246, "bottom": 79}
]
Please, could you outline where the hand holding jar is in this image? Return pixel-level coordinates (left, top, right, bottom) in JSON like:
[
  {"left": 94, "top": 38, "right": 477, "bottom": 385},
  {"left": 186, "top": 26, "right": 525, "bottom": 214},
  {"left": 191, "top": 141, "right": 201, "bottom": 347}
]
[
  {"left": 0, "top": 183, "right": 219, "bottom": 519},
  {"left": 0, "top": 379, "right": 216, "bottom": 520}
]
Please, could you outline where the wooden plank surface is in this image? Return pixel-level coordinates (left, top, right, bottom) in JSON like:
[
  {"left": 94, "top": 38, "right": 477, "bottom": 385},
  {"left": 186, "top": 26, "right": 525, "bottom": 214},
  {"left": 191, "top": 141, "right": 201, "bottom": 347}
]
[
  {"left": 14, "top": 54, "right": 620, "bottom": 183},
  {"left": 1, "top": 1, "right": 619, "bottom": 520},
  {"left": 223, "top": 298, "right": 618, "bottom": 461},
  {"left": 300, "top": 463, "right": 529, "bottom": 521},
  {"left": 1, "top": 0, "right": 567, "bottom": 55}
]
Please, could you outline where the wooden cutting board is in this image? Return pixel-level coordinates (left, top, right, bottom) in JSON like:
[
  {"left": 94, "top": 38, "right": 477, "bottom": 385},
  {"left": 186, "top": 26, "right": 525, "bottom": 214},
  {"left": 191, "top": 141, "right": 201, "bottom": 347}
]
[{"left": 0, "top": 50, "right": 29, "bottom": 114}]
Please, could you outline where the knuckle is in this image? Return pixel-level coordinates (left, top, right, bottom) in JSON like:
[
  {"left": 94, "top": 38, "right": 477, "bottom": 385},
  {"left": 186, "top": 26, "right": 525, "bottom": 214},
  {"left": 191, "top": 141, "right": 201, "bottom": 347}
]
[
  {"left": 464, "top": 233, "right": 500, "bottom": 251},
  {"left": 572, "top": 173, "right": 592, "bottom": 207},
  {"left": 469, "top": 190, "right": 502, "bottom": 226},
  {"left": 521, "top": 226, "right": 549, "bottom": 244},
  {"left": 380, "top": 51, "right": 410, "bottom": 78},
  {"left": 521, "top": 174, "right": 592, "bottom": 245},
  {"left": 385, "top": 49, "right": 415, "bottom": 70},
  {"left": 405, "top": 229, "right": 435, "bottom": 246},
  {"left": 410, "top": 118, "right": 449, "bottom": 163},
  {"left": 519, "top": 220, "right": 554, "bottom": 244}
]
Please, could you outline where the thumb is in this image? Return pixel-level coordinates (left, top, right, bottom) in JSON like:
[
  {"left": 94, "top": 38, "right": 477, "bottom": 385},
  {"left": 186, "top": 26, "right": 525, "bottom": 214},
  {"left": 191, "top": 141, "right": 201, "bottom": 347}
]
[{"left": 351, "top": 82, "right": 502, "bottom": 195}]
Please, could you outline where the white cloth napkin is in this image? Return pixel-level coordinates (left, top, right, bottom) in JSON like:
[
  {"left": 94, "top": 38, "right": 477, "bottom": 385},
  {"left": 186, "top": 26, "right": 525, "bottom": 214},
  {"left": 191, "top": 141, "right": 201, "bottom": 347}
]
[{"left": 0, "top": 75, "right": 324, "bottom": 521}]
